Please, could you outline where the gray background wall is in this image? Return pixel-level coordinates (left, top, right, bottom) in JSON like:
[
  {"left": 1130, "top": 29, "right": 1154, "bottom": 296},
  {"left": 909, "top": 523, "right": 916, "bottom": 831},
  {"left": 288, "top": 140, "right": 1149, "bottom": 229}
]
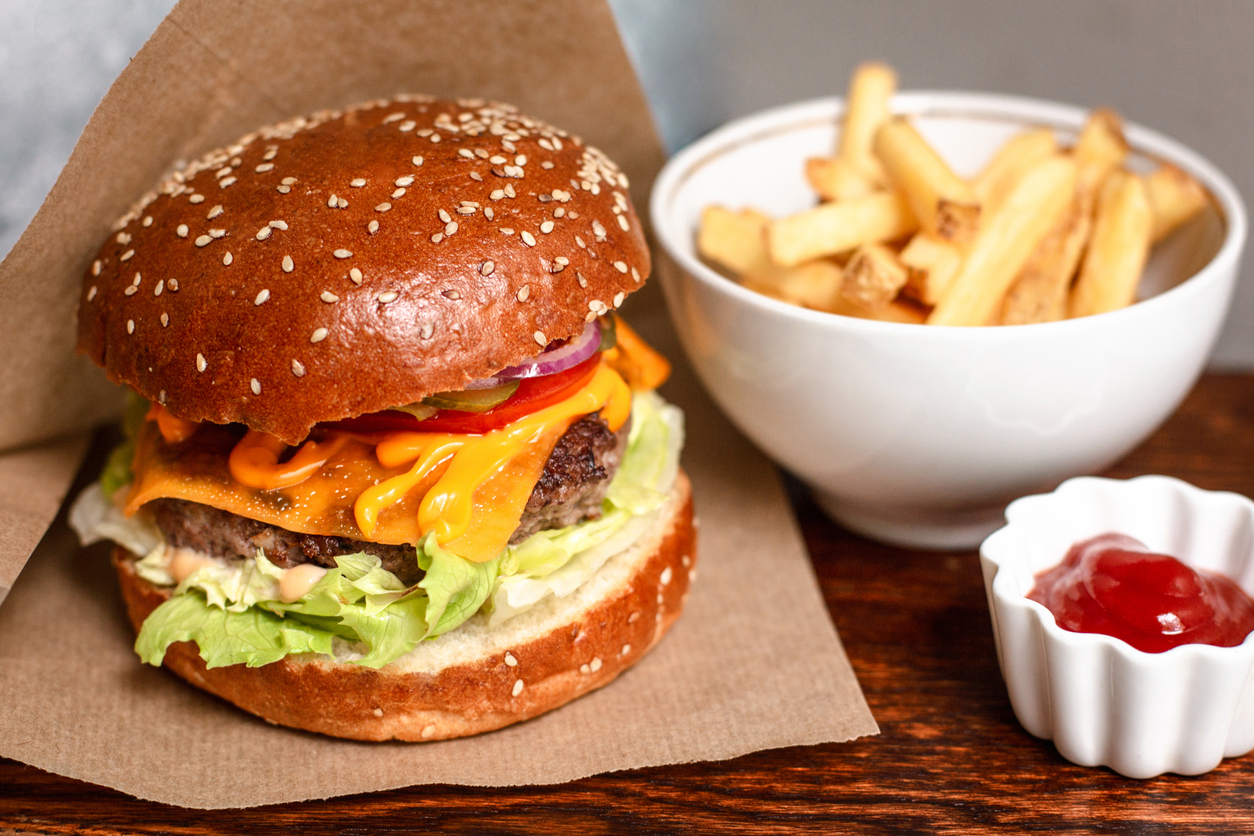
[{"left": 3, "top": 0, "right": 1251, "bottom": 364}]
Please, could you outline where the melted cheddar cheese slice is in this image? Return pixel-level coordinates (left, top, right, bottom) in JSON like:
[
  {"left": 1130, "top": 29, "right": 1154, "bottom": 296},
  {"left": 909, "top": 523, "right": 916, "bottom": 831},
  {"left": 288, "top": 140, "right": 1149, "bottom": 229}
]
[{"left": 126, "top": 362, "right": 632, "bottom": 563}]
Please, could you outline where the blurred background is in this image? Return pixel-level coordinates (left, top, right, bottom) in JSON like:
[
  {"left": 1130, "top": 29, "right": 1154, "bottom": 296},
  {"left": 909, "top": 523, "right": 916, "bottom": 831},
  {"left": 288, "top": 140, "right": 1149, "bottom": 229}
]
[{"left": 3, "top": 0, "right": 1252, "bottom": 362}]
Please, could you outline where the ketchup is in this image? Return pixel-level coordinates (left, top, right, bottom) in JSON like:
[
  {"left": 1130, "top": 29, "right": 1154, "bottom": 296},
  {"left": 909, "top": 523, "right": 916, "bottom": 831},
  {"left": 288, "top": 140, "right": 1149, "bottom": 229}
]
[{"left": 1028, "top": 533, "right": 1254, "bottom": 653}]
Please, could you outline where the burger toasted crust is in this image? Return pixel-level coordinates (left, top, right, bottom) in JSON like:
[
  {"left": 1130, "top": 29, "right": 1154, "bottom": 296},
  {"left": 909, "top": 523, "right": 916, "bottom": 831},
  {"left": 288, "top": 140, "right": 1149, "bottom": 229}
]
[
  {"left": 113, "top": 473, "right": 694, "bottom": 741},
  {"left": 78, "top": 97, "right": 650, "bottom": 444}
]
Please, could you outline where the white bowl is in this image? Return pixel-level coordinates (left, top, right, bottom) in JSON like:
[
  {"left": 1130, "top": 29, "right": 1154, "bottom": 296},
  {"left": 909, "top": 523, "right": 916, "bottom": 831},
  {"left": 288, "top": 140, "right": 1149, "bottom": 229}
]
[
  {"left": 981, "top": 476, "right": 1254, "bottom": 778},
  {"left": 651, "top": 93, "right": 1246, "bottom": 550}
]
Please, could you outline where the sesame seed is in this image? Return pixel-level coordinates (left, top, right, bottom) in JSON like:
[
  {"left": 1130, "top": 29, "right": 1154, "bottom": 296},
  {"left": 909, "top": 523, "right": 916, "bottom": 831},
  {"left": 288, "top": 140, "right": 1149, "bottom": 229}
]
[
  {"left": 119, "top": 249, "right": 134, "bottom": 262},
  {"left": 517, "top": 285, "right": 530, "bottom": 302},
  {"left": 126, "top": 319, "right": 134, "bottom": 334},
  {"left": 189, "top": 194, "right": 205, "bottom": 204},
  {"left": 481, "top": 261, "right": 494, "bottom": 276},
  {"left": 395, "top": 175, "right": 415, "bottom": 187},
  {"left": 613, "top": 261, "right": 628, "bottom": 274},
  {"left": 367, "top": 220, "right": 379, "bottom": 234},
  {"left": 349, "top": 267, "right": 363, "bottom": 284},
  {"left": 383, "top": 111, "right": 405, "bottom": 124},
  {"left": 168, "top": 279, "right": 178, "bottom": 291},
  {"left": 500, "top": 227, "right": 515, "bottom": 235},
  {"left": 223, "top": 252, "right": 233, "bottom": 265},
  {"left": 660, "top": 566, "right": 673, "bottom": 586},
  {"left": 377, "top": 290, "right": 398, "bottom": 303},
  {"left": 337, "top": 197, "right": 348, "bottom": 209},
  {"left": 281, "top": 177, "right": 297, "bottom": 185},
  {"left": 577, "top": 272, "right": 587, "bottom": 287},
  {"left": 219, "top": 176, "right": 237, "bottom": 188},
  {"left": 442, "top": 289, "right": 460, "bottom": 300},
  {"left": 490, "top": 155, "right": 506, "bottom": 165},
  {"left": 208, "top": 205, "right": 224, "bottom": 219},
  {"left": 196, "top": 353, "right": 207, "bottom": 372},
  {"left": 375, "top": 203, "right": 392, "bottom": 212},
  {"left": 421, "top": 725, "right": 435, "bottom": 739},
  {"left": 515, "top": 154, "right": 527, "bottom": 166},
  {"left": 419, "top": 321, "right": 434, "bottom": 339},
  {"left": 430, "top": 133, "right": 441, "bottom": 143},
  {"left": 490, "top": 189, "right": 505, "bottom": 201},
  {"left": 589, "top": 657, "right": 602, "bottom": 673},
  {"left": 504, "top": 184, "right": 516, "bottom": 198},
  {"left": 291, "top": 359, "right": 305, "bottom": 377},
  {"left": 469, "top": 171, "right": 483, "bottom": 182},
  {"left": 613, "top": 292, "right": 625, "bottom": 307},
  {"left": 255, "top": 163, "right": 274, "bottom": 173},
  {"left": 320, "top": 291, "right": 339, "bottom": 303},
  {"left": 216, "top": 166, "right": 232, "bottom": 179},
  {"left": 117, "top": 232, "right": 131, "bottom": 245},
  {"left": 412, "top": 156, "right": 423, "bottom": 166},
  {"left": 445, "top": 221, "right": 458, "bottom": 235},
  {"left": 256, "top": 227, "right": 272, "bottom": 240},
  {"left": 132, "top": 272, "right": 142, "bottom": 286},
  {"left": 430, "top": 233, "right": 444, "bottom": 244},
  {"left": 484, "top": 207, "right": 494, "bottom": 221},
  {"left": 87, "top": 286, "right": 97, "bottom": 302},
  {"left": 456, "top": 206, "right": 475, "bottom": 215},
  {"left": 154, "top": 279, "right": 164, "bottom": 296},
  {"left": 91, "top": 260, "right": 102, "bottom": 276},
  {"left": 631, "top": 267, "right": 641, "bottom": 283},
  {"left": 617, "top": 215, "right": 630, "bottom": 231},
  {"left": 511, "top": 679, "right": 524, "bottom": 697},
  {"left": 399, "top": 120, "right": 416, "bottom": 132},
  {"left": 160, "top": 312, "right": 169, "bottom": 327},
  {"left": 504, "top": 652, "right": 517, "bottom": 667},
  {"left": 142, "top": 216, "right": 153, "bottom": 227},
  {"left": 438, "top": 209, "right": 451, "bottom": 223},
  {"left": 584, "top": 311, "right": 597, "bottom": 323},
  {"left": 621, "top": 644, "right": 631, "bottom": 656},
  {"left": 534, "top": 330, "right": 546, "bottom": 346},
  {"left": 269, "top": 220, "right": 288, "bottom": 230},
  {"left": 580, "top": 664, "right": 590, "bottom": 675},
  {"left": 540, "top": 221, "right": 554, "bottom": 234},
  {"left": 458, "top": 149, "right": 474, "bottom": 160},
  {"left": 575, "top": 236, "right": 586, "bottom": 249},
  {"left": 282, "top": 256, "right": 294, "bottom": 272},
  {"left": 263, "top": 147, "right": 278, "bottom": 161},
  {"left": 123, "top": 285, "right": 138, "bottom": 297},
  {"left": 310, "top": 328, "right": 328, "bottom": 343},
  {"left": 555, "top": 256, "right": 569, "bottom": 266},
  {"left": 520, "top": 231, "right": 536, "bottom": 247},
  {"left": 541, "top": 161, "right": 554, "bottom": 170},
  {"left": 195, "top": 235, "right": 212, "bottom": 247},
  {"left": 209, "top": 228, "right": 226, "bottom": 239},
  {"left": 254, "top": 289, "right": 270, "bottom": 306},
  {"left": 350, "top": 178, "right": 366, "bottom": 188},
  {"left": 277, "top": 185, "right": 291, "bottom": 194},
  {"left": 327, "top": 195, "right": 339, "bottom": 209},
  {"left": 250, "top": 378, "right": 261, "bottom": 395}
]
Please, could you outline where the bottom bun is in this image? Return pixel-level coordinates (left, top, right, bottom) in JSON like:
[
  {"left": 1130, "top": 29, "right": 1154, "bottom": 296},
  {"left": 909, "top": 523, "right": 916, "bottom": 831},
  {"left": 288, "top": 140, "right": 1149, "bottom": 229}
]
[{"left": 114, "top": 471, "right": 695, "bottom": 741}]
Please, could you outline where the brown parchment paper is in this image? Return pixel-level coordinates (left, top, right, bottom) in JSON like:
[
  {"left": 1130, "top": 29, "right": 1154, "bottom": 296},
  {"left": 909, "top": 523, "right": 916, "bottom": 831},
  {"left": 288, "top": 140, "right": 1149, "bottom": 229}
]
[{"left": 0, "top": 0, "right": 877, "bottom": 808}]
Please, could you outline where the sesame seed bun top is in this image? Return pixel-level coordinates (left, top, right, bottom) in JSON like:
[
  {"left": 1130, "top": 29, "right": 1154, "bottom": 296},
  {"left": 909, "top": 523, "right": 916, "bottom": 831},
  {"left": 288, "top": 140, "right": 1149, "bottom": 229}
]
[{"left": 76, "top": 96, "right": 650, "bottom": 444}]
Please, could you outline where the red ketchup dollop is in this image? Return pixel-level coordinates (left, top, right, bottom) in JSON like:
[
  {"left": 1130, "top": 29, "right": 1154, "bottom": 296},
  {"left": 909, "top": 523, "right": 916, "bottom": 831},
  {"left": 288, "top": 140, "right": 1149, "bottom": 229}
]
[{"left": 1028, "top": 533, "right": 1254, "bottom": 653}]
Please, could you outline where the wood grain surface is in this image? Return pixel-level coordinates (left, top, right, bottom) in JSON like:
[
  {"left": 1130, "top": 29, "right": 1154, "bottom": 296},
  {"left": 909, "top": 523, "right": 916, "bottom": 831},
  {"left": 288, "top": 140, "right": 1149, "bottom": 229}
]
[{"left": 5, "top": 374, "right": 1254, "bottom": 835}]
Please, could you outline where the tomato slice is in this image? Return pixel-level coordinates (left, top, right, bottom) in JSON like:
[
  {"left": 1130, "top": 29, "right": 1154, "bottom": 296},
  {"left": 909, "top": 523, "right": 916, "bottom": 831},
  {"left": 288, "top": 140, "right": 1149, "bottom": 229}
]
[{"left": 324, "top": 353, "right": 602, "bottom": 436}]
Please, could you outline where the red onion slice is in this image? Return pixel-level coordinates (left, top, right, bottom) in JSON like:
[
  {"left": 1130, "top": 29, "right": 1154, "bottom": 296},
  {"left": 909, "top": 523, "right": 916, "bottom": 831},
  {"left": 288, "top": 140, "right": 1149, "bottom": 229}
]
[{"left": 493, "top": 320, "right": 601, "bottom": 380}]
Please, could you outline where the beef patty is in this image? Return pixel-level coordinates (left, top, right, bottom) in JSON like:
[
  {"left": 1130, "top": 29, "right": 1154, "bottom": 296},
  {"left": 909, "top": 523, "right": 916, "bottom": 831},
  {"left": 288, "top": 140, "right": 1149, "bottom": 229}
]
[{"left": 148, "top": 413, "right": 630, "bottom": 586}]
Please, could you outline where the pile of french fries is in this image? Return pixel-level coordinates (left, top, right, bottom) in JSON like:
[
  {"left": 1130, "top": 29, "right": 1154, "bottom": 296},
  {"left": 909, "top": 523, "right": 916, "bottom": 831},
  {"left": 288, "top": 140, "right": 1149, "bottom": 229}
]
[{"left": 698, "top": 62, "right": 1210, "bottom": 326}]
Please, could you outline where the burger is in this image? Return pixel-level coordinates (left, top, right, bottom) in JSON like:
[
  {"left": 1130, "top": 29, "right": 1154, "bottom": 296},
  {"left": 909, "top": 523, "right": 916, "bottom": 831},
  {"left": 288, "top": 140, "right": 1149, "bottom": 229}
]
[{"left": 68, "top": 96, "right": 695, "bottom": 741}]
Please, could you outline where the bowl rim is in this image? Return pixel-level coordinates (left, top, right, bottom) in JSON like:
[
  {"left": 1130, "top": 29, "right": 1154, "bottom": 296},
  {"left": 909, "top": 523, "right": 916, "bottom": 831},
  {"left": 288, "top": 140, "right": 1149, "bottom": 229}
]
[
  {"left": 650, "top": 91, "right": 1248, "bottom": 339},
  {"left": 981, "top": 474, "right": 1254, "bottom": 661}
]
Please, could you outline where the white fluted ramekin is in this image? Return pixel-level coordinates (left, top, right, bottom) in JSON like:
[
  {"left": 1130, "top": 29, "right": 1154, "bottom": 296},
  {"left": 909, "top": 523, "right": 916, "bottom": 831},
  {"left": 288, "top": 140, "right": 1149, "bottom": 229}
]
[{"left": 981, "top": 475, "right": 1254, "bottom": 778}]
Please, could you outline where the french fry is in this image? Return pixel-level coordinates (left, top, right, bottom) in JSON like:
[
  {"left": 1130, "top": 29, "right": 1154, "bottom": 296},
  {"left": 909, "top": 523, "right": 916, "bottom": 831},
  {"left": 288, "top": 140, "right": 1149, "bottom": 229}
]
[
  {"left": 1144, "top": 163, "right": 1208, "bottom": 243},
  {"left": 1069, "top": 170, "right": 1153, "bottom": 317},
  {"left": 928, "top": 155, "right": 1077, "bottom": 326},
  {"left": 697, "top": 205, "right": 772, "bottom": 275},
  {"left": 842, "top": 243, "right": 911, "bottom": 310},
  {"left": 874, "top": 117, "right": 980, "bottom": 243},
  {"left": 839, "top": 62, "right": 897, "bottom": 182},
  {"left": 766, "top": 191, "right": 917, "bottom": 267},
  {"left": 999, "top": 200, "right": 1090, "bottom": 324},
  {"left": 898, "top": 233, "right": 963, "bottom": 305},
  {"left": 743, "top": 259, "right": 845, "bottom": 311},
  {"left": 805, "top": 156, "right": 878, "bottom": 202},
  {"left": 1073, "top": 109, "right": 1129, "bottom": 179},
  {"left": 999, "top": 110, "right": 1128, "bottom": 324},
  {"left": 972, "top": 128, "right": 1057, "bottom": 214}
]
